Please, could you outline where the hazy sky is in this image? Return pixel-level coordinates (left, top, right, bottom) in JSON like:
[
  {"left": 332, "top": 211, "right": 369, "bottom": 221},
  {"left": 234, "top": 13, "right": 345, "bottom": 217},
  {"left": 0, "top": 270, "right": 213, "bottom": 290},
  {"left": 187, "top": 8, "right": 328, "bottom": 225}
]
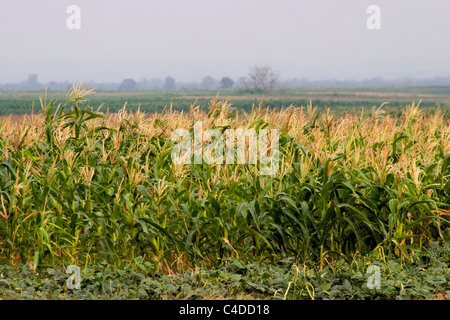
[{"left": 1, "top": 0, "right": 449, "bottom": 83}]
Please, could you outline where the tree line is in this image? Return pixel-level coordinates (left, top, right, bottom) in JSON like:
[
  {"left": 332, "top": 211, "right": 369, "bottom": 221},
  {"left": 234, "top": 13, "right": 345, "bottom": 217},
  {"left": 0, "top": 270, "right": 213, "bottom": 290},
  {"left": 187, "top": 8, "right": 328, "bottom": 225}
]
[
  {"left": 3, "top": 65, "right": 449, "bottom": 92},
  {"left": 0, "top": 65, "right": 280, "bottom": 93}
]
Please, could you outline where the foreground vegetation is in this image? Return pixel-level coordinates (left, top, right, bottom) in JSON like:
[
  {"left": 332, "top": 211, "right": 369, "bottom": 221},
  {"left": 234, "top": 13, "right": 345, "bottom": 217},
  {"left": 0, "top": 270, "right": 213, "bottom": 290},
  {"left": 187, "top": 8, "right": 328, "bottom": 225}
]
[{"left": 0, "top": 84, "right": 449, "bottom": 299}]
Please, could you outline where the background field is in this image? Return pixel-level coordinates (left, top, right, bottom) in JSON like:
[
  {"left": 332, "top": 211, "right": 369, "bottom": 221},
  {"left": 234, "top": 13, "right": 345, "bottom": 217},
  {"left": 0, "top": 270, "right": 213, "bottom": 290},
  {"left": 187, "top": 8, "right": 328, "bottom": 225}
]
[{"left": 1, "top": 86, "right": 450, "bottom": 116}]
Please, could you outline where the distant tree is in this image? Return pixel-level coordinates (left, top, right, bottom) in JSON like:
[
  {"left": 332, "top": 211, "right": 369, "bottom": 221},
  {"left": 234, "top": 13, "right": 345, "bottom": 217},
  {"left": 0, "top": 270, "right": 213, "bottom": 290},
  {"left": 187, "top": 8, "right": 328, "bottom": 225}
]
[
  {"left": 237, "top": 76, "right": 249, "bottom": 88},
  {"left": 201, "top": 76, "right": 216, "bottom": 90},
  {"left": 137, "top": 78, "right": 149, "bottom": 90},
  {"left": 119, "top": 78, "right": 137, "bottom": 91},
  {"left": 47, "top": 81, "right": 59, "bottom": 91},
  {"left": 164, "top": 76, "right": 176, "bottom": 90},
  {"left": 247, "top": 65, "right": 279, "bottom": 94},
  {"left": 236, "top": 77, "right": 251, "bottom": 93},
  {"left": 219, "top": 77, "right": 234, "bottom": 89},
  {"left": 24, "top": 74, "right": 41, "bottom": 91}
]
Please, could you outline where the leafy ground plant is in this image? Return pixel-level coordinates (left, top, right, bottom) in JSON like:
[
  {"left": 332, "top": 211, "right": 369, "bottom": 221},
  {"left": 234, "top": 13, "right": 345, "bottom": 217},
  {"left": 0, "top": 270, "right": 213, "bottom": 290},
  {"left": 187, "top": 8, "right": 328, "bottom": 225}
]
[{"left": 0, "top": 243, "right": 448, "bottom": 300}]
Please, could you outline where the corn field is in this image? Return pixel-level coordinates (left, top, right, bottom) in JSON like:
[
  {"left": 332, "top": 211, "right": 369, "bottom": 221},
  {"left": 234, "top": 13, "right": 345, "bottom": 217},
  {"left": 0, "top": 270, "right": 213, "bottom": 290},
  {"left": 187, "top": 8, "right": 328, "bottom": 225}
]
[{"left": 0, "top": 84, "right": 449, "bottom": 273}]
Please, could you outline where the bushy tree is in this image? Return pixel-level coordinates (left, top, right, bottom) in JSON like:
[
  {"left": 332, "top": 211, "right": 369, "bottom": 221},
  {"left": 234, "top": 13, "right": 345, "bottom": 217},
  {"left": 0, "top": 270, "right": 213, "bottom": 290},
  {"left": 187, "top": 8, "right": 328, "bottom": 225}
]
[
  {"left": 119, "top": 78, "right": 137, "bottom": 91},
  {"left": 201, "top": 76, "right": 216, "bottom": 90},
  {"left": 219, "top": 77, "right": 234, "bottom": 89},
  {"left": 164, "top": 76, "right": 176, "bottom": 90}
]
